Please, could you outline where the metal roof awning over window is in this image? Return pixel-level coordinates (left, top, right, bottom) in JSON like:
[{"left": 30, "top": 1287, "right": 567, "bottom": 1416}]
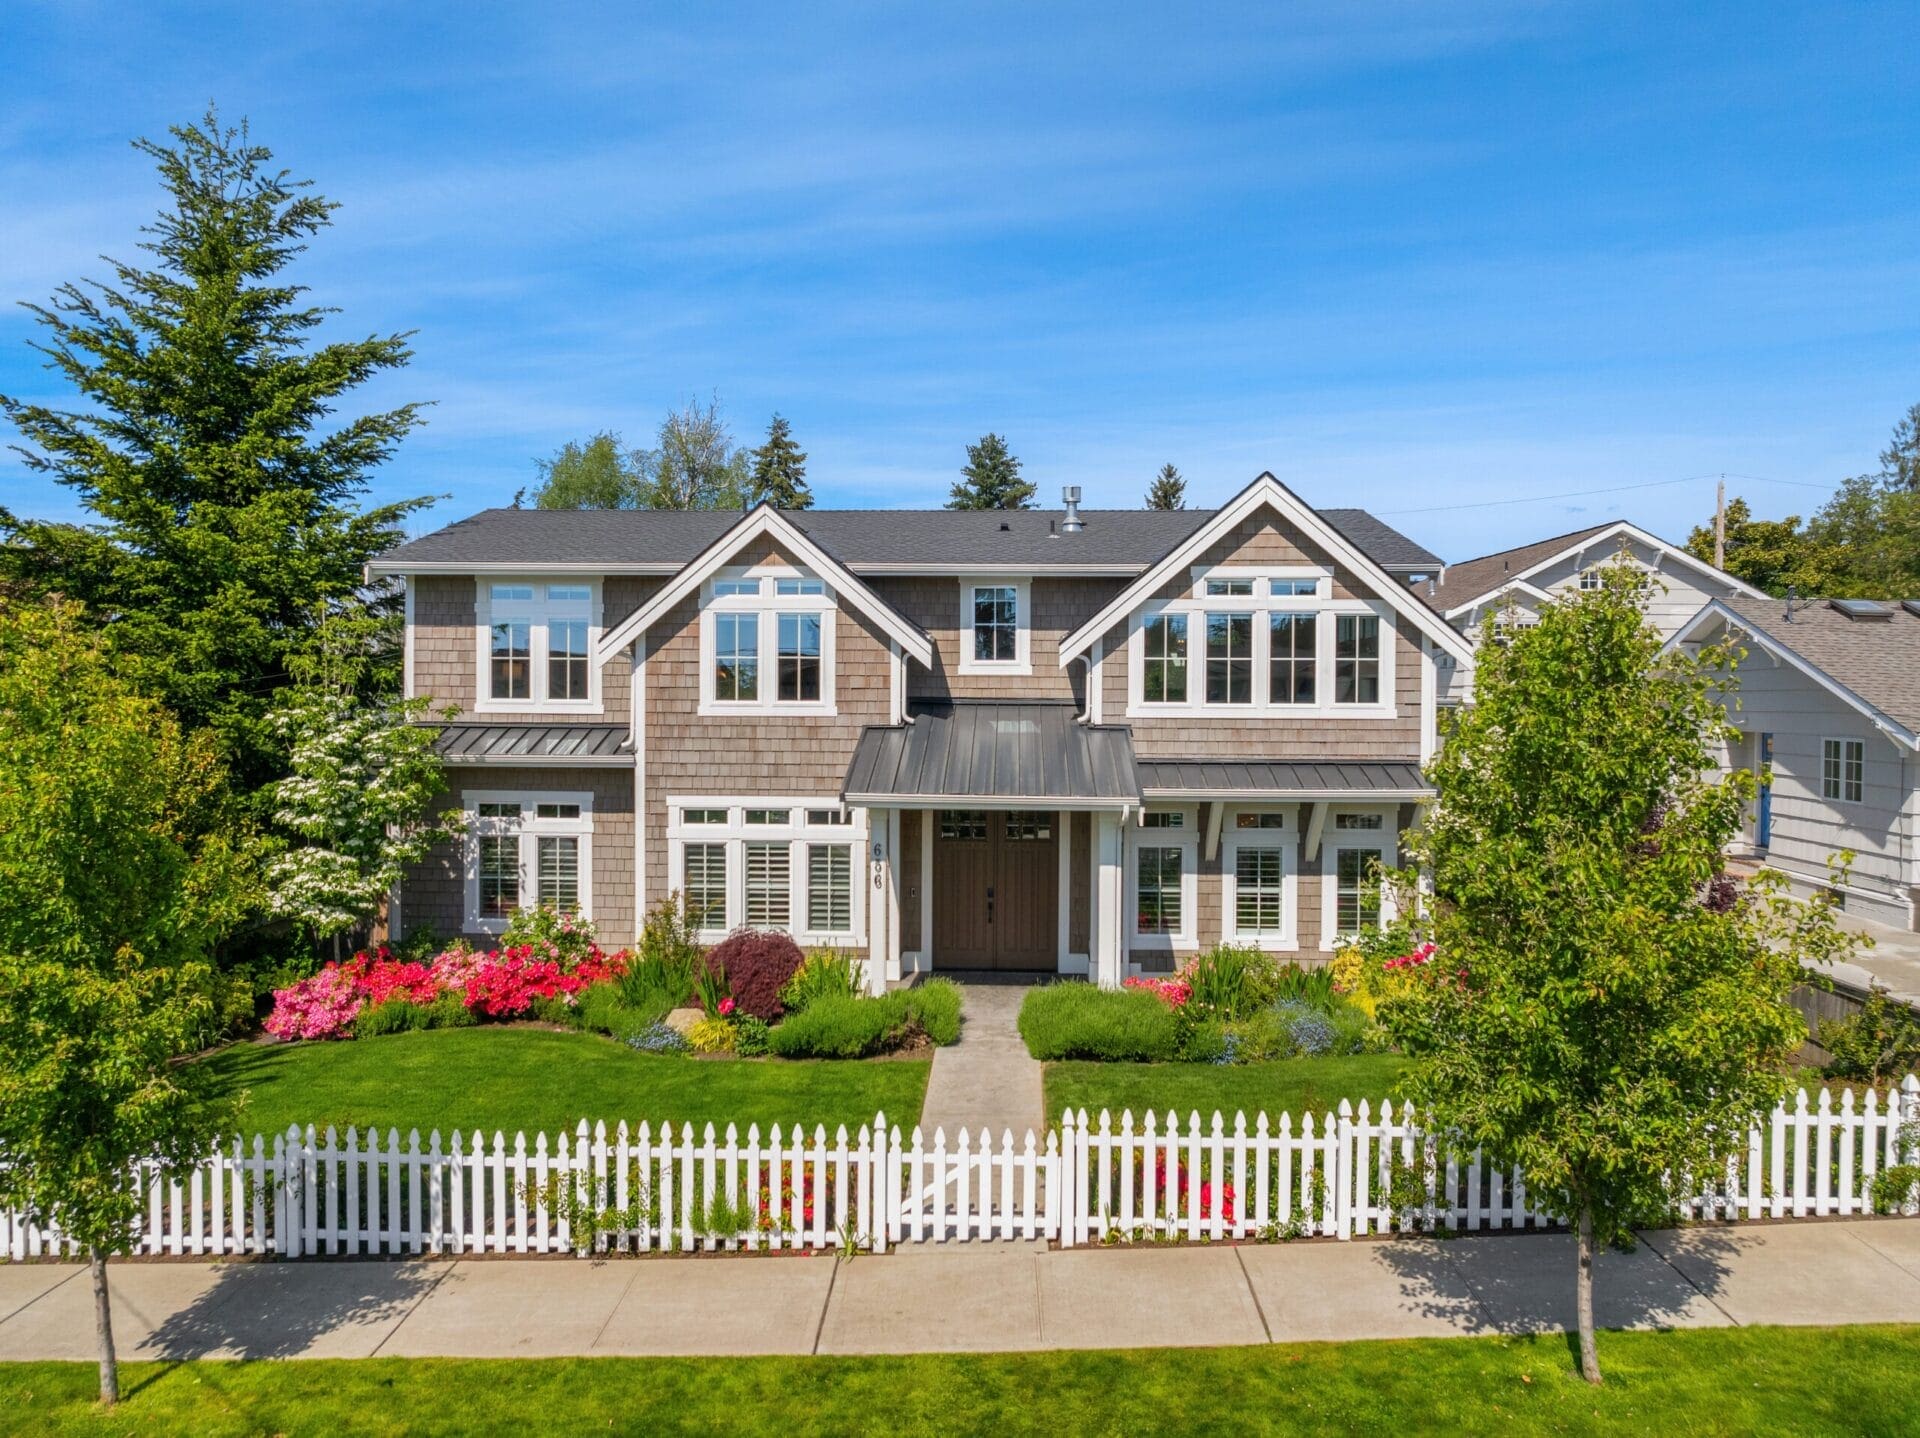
[
  {"left": 843, "top": 702, "right": 1140, "bottom": 808},
  {"left": 1135, "top": 759, "right": 1431, "bottom": 801},
  {"left": 433, "top": 723, "right": 631, "bottom": 765}
]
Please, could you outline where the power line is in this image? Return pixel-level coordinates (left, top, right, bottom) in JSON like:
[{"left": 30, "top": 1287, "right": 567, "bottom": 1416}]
[{"left": 1376, "top": 470, "right": 1835, "bottom": 517}]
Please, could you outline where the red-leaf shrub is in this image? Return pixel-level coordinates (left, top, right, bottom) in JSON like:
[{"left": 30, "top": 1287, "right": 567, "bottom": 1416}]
[{"left": 705, "top": 929, "right": 806, "bottom": 1022}]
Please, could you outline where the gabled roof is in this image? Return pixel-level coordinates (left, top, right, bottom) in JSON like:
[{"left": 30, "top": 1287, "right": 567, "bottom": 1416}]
[
  {"left": 1429, "top": 520, "right": 1767, "bottom": 613},
  {"left": 593, "top": 504, "right": 935, "bottom": 667},
  {"left": 368, "top": 505, "right": 1442, "bottom": 575},
  {"left": 1442, "top": 577, "right": 1553, "bottom": 620},
  {"left": 1056, "top": 474, "right": 1476, "bottom": 666},
  {"left": 1669, "top": 596, "right": 1920, "bottom": 748}
]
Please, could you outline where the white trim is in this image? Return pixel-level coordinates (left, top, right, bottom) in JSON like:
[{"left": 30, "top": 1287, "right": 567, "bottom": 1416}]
[
  {"left": 632, "top": 642, "right": 647, "bottom": 936},
  {"left": 1667, "top": 600, "right": 1920, "bottom": 750},
  {"left": 1821, "top": 735, "right": 1868, "bottom": 805},
  {"left": 474, "top": 577, "right": 604, "bottom": 715},
  {"left": 1092, "top": 811, "right": 1125, "bottom": 989},
  {"left": 885, "top": 807, "right": 903, "bottom": 983},
  {"left": 1446, "top": 521, "right": 1770, "bottom": 615},
  {"left": 664, "top": 797, "right": 869, "bottom": 946},
  {"left": 594, "top": 505, "right": 934, "bottom": 668},
  {"left": 1320, "top": 805, "right": 1399, "bottom": 950},
  {"left": 1419, "top": 639, "right": 1437, "bottom": 764},
  {"left": 889, "top": 642, "right": 905, "bottom": 725},
  {"left": 918, "top": 807, "right": 934, "bottom": 975},
  {"left": 1126, "top": 805, "right": 1199, "bottom": 954},
  {"left": 462, "top": 789, "right": 595, "bottom": 934},
  {"left": 1124, "top": 588, "right": 1399, "bottom": 720},
  {"left": 402, "top": 578, "right": 415, "bottom": 699},
  {"left": 956, "top": 576, "right": 1033, "bottom": 676},
  {"left": 1058, "top": 474, "right": 1476, "bottom": 667},
  {"left": 696, "top": 563, "right": 839, "bottom": 717},
  {"left": 1056, "top": 808, "right": 1073, "bottom": 968},
  {"left": 846, "top": 793, "right": 1137, "bottom": 810},
  {"left": 1220, "top": 805, "right": 1301, "bottom": 950},
  {"left": 1443, "top": 578, "right": 1553, "bottom": 621},
  {"left": 1303, "top": 801, "right": 1328, "bottom": 863},
  {"left": 1088, "top": 636, "right": 1105, "bottom": 724},
  {"left": 1140, "top": 785, "right": 1434, "bottom": 803}
]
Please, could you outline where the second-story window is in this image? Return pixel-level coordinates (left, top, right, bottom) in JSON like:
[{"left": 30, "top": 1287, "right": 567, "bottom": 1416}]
[
  {"left": 1335, "top": 615, "right": 1381, "bottom": 704},
  {"left": 973, "top": 585, "right": 1017, "bottom": 662},
  {"left": 481, "top": 581, "right": 598, "bottom": 710},
  {"left": 703, "top": 568, "right": 836, "bottom": 713},
  {"left": 1142, "top": 615, "right": 1187, "bottom": 702},
  {"left": 1270, "top": 613, "right": 1316, "bottom": 704},
  {"left": 1205, "top": 612, "right": 1253, "bottom": 704}
]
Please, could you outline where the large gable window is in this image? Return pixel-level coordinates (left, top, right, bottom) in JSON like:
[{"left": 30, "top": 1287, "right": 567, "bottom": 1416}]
[
  {"left": 701, "top": 568, "right": 836, "bottom": 715},
  {"left": 477, "top": 580, "right": 601, "bottom": 712},
  {"left": 1132, "top": 567, "right": 1394, "bottom": 718}
]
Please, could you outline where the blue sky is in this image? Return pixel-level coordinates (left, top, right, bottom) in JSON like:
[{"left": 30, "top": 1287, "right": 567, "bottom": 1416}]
[{"left": 3, "top": 2, "right": 1915, "bottom": 561}]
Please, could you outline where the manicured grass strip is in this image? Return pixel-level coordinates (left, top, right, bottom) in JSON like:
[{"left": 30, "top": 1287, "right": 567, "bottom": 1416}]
[
  {"left": 201, "top": 1027, "right": 930, "bottom": 1139},
  {"left": 3, "top": 1326, "right": 1917, "bottom": 1436},
  {"left": 1045, "top": 1054, "right": 1412, "bottom": 1124}
]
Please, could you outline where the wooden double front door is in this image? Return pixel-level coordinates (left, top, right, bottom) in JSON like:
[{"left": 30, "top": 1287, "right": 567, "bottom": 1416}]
[{"left": 931, "top": 809, "right": 1059, "bottom": 971}]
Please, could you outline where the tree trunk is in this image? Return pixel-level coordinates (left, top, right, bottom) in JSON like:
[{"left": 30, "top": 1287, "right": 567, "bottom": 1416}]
[
  {"left": 1576, "top": 1206, "right": 1601, "bottom": 1384},
  {"left": 89, "top": 1247, "right": 118, "bottom": 1407}
]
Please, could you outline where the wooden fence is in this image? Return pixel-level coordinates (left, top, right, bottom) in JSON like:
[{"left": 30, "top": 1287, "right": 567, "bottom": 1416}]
[{"left": 5, "top": 1077, "right": 1914, "bottom": 1261}]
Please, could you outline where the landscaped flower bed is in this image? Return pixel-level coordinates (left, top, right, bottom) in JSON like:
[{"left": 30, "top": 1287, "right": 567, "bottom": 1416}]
[{"left": 263, "top": 898, "right": 960, "bottom": 1062}]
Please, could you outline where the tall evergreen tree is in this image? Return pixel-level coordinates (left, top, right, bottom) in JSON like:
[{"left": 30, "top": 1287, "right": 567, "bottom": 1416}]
[
  {"left": 531, "top": 431, "right": 642, "bottom": 508},
  {"left": 749, "top": 413, "right": 812, "bottom": 509},
  {"left": 0, "top": 110, "right": 428, "bottom": 801},
  {"left": 947, "top": 432, "right": 1035, "bottom": 510},
  {"left": 1145, "top": 462, "right": 1187, "bottom": 510}
]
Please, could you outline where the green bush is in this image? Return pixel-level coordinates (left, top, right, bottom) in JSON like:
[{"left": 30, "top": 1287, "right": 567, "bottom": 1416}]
[
  {"left": 767, "top": 982, "right": 963, "bottom": 1059},
  {"left": 354, "top": 996, "right": 428, "bottom": 1038},
  {"left": 574, "top": 981, "right": 672, "bottom": 1040},
  {"left": 421, "top": 992, "right": 476, "bottom": 1029},
  {"left": 781, "top": 950, "right": 861, "bottom": 1012},
  {"left": 734, "top": 1015, "right": 771, "bottom": 1057},
  {"left": 617, "top": 895, "right": 704, "bottom": 1012},
  {"left": 501, "top": 904, "right": 600, "bottom": 966},
  {"left": 1819, "top": 994, "right": 1920, "bottom": 1082},
  {"left": 906, "top": 979, "right": 963, "bottom": 1045},
  {"left": 1017, "top": 984, "right": 1180, "bottom": 1061},
  {"left": 1272, "top": 963, "right": 1338, "bottom": 1011}
]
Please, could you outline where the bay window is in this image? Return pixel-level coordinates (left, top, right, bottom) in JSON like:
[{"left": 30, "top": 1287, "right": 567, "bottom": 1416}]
[
  {"left": 463, "top": 791, "right": 594, "bottom": 931},
  {"left": 478, "top": 581, "right": 599, "bottom": 711}
]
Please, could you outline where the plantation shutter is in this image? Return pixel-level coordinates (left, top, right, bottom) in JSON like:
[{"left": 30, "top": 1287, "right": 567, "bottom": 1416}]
[
  {"left": 745, "top": 841, "right": 791, "bottom": 929},
  {"left": 536, "top": 836, "right": 580, "bottom": 912},
  {"left": 808, "top": 843, "right": 852, "bottom": 932}
]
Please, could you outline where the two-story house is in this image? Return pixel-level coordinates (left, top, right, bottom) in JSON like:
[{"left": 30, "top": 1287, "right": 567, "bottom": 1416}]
[{"left": 371, "top": 474, "right": 1476, "bottom": 991}]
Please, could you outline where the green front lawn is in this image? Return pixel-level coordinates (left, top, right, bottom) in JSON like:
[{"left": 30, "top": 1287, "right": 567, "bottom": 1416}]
[
  {"left": 1046, "top": 1054, "right": 1411, "bottom": 1125},
  {"left": 201, "top": 1028, "right": 929, "bottom": 1139},
  {"left": 6, "top": 1326, "right": 1917, "bottom": 1435}
]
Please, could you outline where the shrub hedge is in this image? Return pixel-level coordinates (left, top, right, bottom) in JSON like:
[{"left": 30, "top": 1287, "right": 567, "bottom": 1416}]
[
  {"left": 1017, "top": 984, "right": 1180, "bottom": 1062},
  {"left": 768, "top": 980, "right": 963, "bottom": 1059}
]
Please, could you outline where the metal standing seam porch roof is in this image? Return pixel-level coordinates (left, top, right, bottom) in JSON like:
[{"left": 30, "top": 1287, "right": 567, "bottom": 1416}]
[
  {"left": 1134, "top": 759, "right": 1432, "bottom": 799},
  {"left": 843, "top": 702, "right": 1141, "bottom": 806},
  {"left": 433, "top": 723, "right": 631, "bottom": 764}
]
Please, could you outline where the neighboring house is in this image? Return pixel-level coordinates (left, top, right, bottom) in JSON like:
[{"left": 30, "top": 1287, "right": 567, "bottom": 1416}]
[
  {"left": 1668, "top": 596, "right": 1920, "bottom": 932},
  {"left": 370, "top": 474, "right": 1474, "bottom": 990},
  {"left": 1424, "top": 520, "right": 1766, "bottom": 702}
]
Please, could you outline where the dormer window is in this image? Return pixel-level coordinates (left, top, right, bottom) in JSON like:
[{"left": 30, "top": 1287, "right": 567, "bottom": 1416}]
[
  {"left": 701, "top": 567, "right": 837, "bottom": 715},
  {"left": 477, "top": 580, "right": 601, "bottom": 712},
  {"left": 959, "top": 577, "right": 1031, "bottom": 674}
]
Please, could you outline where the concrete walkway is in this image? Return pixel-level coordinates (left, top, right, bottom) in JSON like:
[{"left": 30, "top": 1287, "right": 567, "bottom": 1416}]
[
  {"left": 917, "top": 980, "right": 1045, "bottom": 1140},
  {"left": 1831, "top": 910, "right": 1920, "bottom": 1007},
  {"left": 3, "top": 1220, "right": 1916, "bottom": 1360}
]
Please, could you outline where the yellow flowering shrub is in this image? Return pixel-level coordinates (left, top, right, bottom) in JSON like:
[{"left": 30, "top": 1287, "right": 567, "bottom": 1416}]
[{"left": 688, "top": 1017, "right": 738, "bottom": 1054}]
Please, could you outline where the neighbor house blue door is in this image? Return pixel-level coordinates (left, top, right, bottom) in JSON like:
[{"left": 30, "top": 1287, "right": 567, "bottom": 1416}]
[{"left": 1756, "top": 732, "right": 1773, "bottom": 848}]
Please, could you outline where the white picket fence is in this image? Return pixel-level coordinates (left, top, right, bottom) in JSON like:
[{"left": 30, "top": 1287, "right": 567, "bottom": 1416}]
[{"left": 5, "top": 1077, "right": 1915, "bottom": 1261}]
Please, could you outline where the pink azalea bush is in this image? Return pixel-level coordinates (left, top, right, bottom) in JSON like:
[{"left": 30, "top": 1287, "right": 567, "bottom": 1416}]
[
  {"left": 1381, "top": 940, "right": 1438, "bottom": 973},
  {"left": 1122, "top": 974, "right": 1192, "bottom": 1008},
  {"left": 265, "top": 937, "right": 629, "bottom": 1040}
]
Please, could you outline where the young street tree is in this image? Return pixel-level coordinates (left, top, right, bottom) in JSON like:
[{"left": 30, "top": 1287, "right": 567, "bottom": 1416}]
[
  {"left": 1145, "top": 462, "right": 1186, "bottom": 510},
  {"left": 1381, "top": 565, "right": 1855, "bottom": 1385},
  {"left": 0, "top": 110, "right": 429, "bottom": 802},
  {"left": 0, "top": 601, "right": 255, "bottom": 1405},
  {"left": 265, "top": 611, "right": 464, "bottom": 959},
  {"left": 748, "top": 413, "right": 812, "bottom": 509},
  {"left": 947, "top": 432, "right": 1035, "bottom": 510},
  {"left": 530, "top": 431, "right": 642, "bottom": 509}
]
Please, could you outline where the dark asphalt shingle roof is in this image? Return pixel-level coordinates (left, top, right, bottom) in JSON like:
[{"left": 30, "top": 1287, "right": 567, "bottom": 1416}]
[
  {"left": 376, "top": 505, "right": 1442, "bottom": 573},
  {"left": 434, "top": 723, "right": 631, "bottom": 763},
  {"left": 1425, "top": 523, "right": 1616, "bottom": 610},
  {"left": 1712, "top": 596, "right": 1920, "bottom": 733},
  {"left": 842, "top": 701, "right": 1140, "bottom": 804},
  {"left": 1135, "top": 759, "right": 1432, "bottom": 797}
]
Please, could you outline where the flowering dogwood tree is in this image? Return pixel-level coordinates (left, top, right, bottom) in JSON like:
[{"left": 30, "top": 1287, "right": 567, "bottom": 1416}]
[
  {"left": 1383, "top": 562, "right": 1857, "bottom": 1385},
  {"left": 266, "top": 613, "right": 463, "bottom": 956}
]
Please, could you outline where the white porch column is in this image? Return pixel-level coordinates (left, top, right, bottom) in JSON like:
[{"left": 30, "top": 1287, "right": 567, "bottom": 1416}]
[
  {"left": 1092, "top": 810, "right": 1125, "bottom": 989},
  {"left": 867, "top": 812, "right": 892, "bottom": 995}
]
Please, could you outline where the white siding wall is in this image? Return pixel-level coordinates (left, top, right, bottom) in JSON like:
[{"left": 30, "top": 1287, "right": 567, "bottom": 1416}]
[{"left": 1724, "top": 648, "right": 1915, "bottom": 927}]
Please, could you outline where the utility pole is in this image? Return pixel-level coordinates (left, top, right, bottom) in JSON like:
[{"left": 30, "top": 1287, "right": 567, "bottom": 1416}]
[{"left": 1714, "top": 476, "right": 1726, "bottom": 570}]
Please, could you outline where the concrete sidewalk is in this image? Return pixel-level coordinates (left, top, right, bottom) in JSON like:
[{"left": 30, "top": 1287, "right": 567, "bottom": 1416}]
[{"left": 3, "top": 1220, "right": 1917, "bottom": 1361}]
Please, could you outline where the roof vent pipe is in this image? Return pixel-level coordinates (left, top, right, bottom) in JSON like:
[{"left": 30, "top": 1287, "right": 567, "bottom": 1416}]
[{"left": 1061, "top": 485, "right": 1085, "bottom": 534}]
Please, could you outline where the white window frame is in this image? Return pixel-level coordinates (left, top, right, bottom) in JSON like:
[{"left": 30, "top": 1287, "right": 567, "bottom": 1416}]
[
  {"left": 958, "top": 576, "right": 1032, "bottom": 676},
  {"left": 666, "top": 798, "right": 868, "bottom": 945},
  {"left": 462, "top": 789, "right": 594, "bottom": 933},
  {"left": 1822, "top": 737, "right": 1866, "bottom": 804},
  {"left": 1321, "top": 805, "right": 1398, "bottom": 949},
  {"left": 474, "top": 579, "right": 603, "bottom": 714},
  {"left": 1221, "top": 805, "right": 1300, "bottom": 950},
  {"left": 1127, "top": 805, "right": 1198, "bottom": 953},
  {"left": 1125, "top": 566, "right": 1397, "bottom": 719},
  {"left": 698, "top": 564, "right": 838, "bottom": 717}
]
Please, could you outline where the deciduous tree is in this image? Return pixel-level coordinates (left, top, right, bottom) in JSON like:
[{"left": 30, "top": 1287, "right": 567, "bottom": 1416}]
[
  {"left": 0, "top": 109, "right": 429, "bottom": 801},
  {"left": 947, "top": 432, "right": 1034, "bottom": 510},
  {"left": 0, "top": 601, "right": 255, "bottom": 1405},
  {"left": 634, "top": 395, "right": 751, "bottom": 510},
  {"left": 530, "top": 431, "right": 643, "bottom": 509},
  {"left": 1382, "top": 565, "right": 1855, "bottom": 1384}
]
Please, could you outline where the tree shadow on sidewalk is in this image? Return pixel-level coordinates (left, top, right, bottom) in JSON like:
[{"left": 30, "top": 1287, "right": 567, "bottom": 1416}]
[
  {"left": 132, "top": 1258, "right": 443, "bottom": 1375},
  {"left": 1371, "top": 1224, "right": 1740, "bottom": 1336}
]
